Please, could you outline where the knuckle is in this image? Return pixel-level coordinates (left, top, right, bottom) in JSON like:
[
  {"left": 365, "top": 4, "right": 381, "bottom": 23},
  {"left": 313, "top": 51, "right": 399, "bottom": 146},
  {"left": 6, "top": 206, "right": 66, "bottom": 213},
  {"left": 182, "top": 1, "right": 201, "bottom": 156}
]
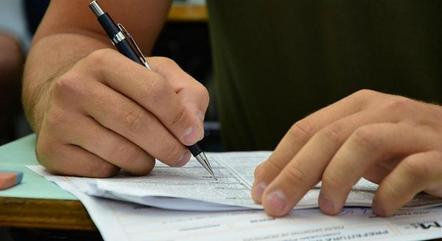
[
  {"left": 121, "top": 147, "right": 142, "bottom": 166},
  {"left": 123, "top": 109, "right": 146, "bottom": 133},
  {"left": 254, "top": 163, "right": 264, "bottom": 179},
  {"left": 196, "top": 83, "right": 210, "bottom": 106},
  {"left": 110, "top": 143, "right": 154, "bottom": 175},
  {"left": 89, "top": 161, "right": 118, "bottom": 177},
  {"left": 85, "top": 48, "right": 114, "bottom": 66},
  {"left": 288, "top": 119, "right": 316, "bottom": 144},
  {"left": 263, "top": 158, "right": 285, "bottom": 175},
  {"left": 383, "top": 97, "right": 415, "bottom": 114},
  {"left": 162, "top": 141, "right": 183, "bottom": 165},
  {"left": 401, "top": 157, "right": 430, "bottom": 180},
  {"left": 153, "top": 56, "right": 178, "bottom": 68},
  {"left": 171, "top": 106, "right": 188, "bottom": 128},
  {"left": 254, "top": 161, "right": 275, "bottom": 180},
  {"left": 317, "top": 123, "right": 346, "bottom": 144},
  {"left": 347, "top": 89, "right": 379, "bottom": 108},
  {"left": 349, "top": 89, "right": 382, "bottom": 102},
  {"left": 321, "top": 173, "right": 347, "bottom": 190},
  {"left": 283, "top": 165, "right": 308, "bottom": 186},
  {"left": 254, "top": 159, "right": 284, "bottom": 181},
  {"left": 53, "top": 74, "right": 80, "bottom": 97},
  {"left": 352, "top": 89, "right": 377, "bottom": 99},
  {"left": 109, "top": 142, "right": 139, "bottom": 165},
  {"left": 45, "top": 108, "right": 66, "bottom": 129},
  {"left": 52, "top": 73, "right": 93, "bottom": 102},
  {"left": 141, "top": 75, "right": 168, "bottom": 104},
  {"left": 351, "top": 126, "right": 380, "bottom": 150}
]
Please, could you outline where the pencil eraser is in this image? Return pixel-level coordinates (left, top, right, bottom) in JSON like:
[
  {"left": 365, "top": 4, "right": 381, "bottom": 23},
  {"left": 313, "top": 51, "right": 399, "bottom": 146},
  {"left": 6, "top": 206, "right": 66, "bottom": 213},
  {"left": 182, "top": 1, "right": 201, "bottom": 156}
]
[{"left": 0, "top": 171, "right": 23, "bottom": 190}]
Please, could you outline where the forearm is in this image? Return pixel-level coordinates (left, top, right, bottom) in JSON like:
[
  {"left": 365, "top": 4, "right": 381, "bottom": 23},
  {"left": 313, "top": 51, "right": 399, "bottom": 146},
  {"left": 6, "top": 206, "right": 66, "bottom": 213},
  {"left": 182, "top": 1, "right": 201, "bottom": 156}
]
[
  {"left": 22, "top": 32, "right": 110, "bottom": 132},
  {"left": 22, "top": 0, "right": 171, "bottom": 133}
]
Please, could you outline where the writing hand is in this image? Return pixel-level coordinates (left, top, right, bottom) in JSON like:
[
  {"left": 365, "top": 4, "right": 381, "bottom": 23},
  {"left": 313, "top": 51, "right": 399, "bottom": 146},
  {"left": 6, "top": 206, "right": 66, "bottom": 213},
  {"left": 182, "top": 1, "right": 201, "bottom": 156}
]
[{"left": 35, "top": 49, "right": 209, "bottom": 177}]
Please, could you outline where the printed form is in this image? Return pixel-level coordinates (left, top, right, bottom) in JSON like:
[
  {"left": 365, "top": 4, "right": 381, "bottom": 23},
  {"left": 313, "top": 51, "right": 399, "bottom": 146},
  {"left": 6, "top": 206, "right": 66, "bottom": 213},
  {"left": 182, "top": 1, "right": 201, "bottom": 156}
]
[
  {"left": 30, "top": 165, "right": 442, "bottom": 241},
  {"left": 29, "top": 151, "right": 442, "bottom": 241},
  {"left": 71, "top": 152, "right": 442, "bottom": 211}
]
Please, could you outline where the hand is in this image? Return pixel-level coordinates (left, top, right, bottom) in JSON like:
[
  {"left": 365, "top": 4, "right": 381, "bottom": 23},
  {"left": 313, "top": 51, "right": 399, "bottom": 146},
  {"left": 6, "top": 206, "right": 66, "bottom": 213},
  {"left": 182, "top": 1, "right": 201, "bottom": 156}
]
[
  {"left": 34, "top": 49, "right": 209, "bottom": 177},
  {"left": 252, "top": 89, "right": 442, "bottom": 217}
]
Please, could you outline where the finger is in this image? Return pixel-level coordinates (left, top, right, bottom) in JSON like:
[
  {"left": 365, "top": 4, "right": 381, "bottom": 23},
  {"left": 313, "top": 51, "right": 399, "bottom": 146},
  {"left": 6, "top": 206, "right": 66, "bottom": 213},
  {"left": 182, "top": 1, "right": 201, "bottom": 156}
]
[
  {"left": 61, "top": 113, "right": 155, "bottom": 175},
  {"left": 373, "top": 151, "right": 442, "bottom": 216},
  {"left": 259, "top": 107, "right": 425, "bottom": 216},
  {"left": 259, "top": 127, "right": 345, "bottom": 216},
  {"left": 319, "top": 123, "right": 433, "bottom": 215},
  {"left": 256, "top": 106, "right": 392, "bottom": 211},
  {"left": 36, "top": 137, "right": 119, "bottom": 177},
  {"left": 176, "top": 83, "right": 209, "bottom": 131},
  {"left": 252, "top": 90, "right": 387, "bottom": 202},
  {"left": 77, "top": 79, "right": 191, "bottom": 167},
  {"left": 360, "top": 163, "right": 392, "bottom": 184},
  {"left": 362, "top": 157, "right": 402, "bottom": 184},
  {"left": 82, "top": 49, "right": 202, "bottom": 146},
  {"left": 150, "top": 56, "right": 210, "bottom": 120}
]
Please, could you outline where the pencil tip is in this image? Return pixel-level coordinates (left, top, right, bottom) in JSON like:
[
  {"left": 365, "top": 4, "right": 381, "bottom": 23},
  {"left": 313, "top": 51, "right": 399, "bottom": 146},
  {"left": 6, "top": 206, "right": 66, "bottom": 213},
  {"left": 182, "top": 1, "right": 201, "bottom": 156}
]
[{"left": 195, "top": 152, "right": 217, "bottom": 179}]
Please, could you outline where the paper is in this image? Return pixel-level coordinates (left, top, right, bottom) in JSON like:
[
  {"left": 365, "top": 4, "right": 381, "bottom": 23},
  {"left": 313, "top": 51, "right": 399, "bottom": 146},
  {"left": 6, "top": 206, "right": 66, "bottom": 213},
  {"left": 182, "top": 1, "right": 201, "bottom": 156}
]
[
  {"left": 29, "top": 151, "right": 442, "bottom": 211},
  {"left": 88, "top": 151, "right": 264, "bottom": 210},
  {"left": 28, "top": 166, "right": 442, "bottom": 241},
  {"left": 43, "top": 151, "right": 441, "bottom": 211},
  {"left": 92, "top": 205, "right": 442, "bottom": 241}
]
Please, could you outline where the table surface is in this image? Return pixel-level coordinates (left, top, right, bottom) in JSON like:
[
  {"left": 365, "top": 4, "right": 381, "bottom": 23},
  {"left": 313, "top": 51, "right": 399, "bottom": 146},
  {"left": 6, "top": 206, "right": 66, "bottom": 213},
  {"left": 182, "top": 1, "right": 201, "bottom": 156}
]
[
  {"left": 168, "top": 4, "right": 208, "bottom": 22},
  {"left": 0, "top": 135, "right": 95, "bottom": 230}
]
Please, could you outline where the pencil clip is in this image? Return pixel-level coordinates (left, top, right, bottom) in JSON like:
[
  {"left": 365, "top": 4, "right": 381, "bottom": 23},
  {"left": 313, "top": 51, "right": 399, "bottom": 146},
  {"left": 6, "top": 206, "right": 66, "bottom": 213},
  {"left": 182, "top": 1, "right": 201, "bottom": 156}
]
[{"left": 117, "top": 23, "right": 152, "bottom": 70}]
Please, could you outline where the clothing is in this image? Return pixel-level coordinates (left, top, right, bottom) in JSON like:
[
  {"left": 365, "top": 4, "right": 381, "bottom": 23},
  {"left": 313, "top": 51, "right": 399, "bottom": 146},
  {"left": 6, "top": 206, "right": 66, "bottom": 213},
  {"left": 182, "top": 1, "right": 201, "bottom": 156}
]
[{"left": 207, "top": 0, "right": 442, "bottom": 150}]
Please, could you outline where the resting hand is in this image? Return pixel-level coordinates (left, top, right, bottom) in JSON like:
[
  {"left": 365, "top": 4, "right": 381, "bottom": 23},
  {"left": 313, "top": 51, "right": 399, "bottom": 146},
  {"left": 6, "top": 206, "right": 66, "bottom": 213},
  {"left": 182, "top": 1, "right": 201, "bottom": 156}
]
[{"left": 252, "top": 89, "right": 442, "bottom": 217}]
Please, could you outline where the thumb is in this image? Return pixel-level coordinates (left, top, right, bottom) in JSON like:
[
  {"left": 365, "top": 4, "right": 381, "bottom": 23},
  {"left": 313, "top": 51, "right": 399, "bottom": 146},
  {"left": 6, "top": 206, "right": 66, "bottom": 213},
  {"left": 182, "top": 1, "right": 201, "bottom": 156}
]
[{"left": 177, "top": 83, "right": 209, "bottom": 141}]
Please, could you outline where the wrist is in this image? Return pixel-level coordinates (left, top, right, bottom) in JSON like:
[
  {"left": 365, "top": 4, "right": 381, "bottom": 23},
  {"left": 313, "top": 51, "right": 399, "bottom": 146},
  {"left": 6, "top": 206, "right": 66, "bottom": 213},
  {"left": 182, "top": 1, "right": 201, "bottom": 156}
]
[{"left": 22, "top": 77, "right": 54, "bottom": 133}]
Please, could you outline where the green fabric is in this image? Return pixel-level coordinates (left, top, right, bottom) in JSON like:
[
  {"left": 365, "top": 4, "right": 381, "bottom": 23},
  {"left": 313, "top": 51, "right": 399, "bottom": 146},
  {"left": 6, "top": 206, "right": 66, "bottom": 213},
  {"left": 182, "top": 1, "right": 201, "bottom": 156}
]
[
  {"left": 0, "top": 135, "right": 76, "bottom": 200},
  {"left": 207, "top": 0, "right": 442, "bottom": 151}
]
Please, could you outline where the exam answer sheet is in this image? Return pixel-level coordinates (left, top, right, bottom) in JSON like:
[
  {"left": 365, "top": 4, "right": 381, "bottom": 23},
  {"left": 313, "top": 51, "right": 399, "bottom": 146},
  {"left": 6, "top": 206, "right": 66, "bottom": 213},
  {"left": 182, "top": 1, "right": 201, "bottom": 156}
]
[
  {"left": 30, "top": 164, "right": 442, "bottom": 241},
  {"left": 34, "top": 151, "right": 442, "bottom": 211}
]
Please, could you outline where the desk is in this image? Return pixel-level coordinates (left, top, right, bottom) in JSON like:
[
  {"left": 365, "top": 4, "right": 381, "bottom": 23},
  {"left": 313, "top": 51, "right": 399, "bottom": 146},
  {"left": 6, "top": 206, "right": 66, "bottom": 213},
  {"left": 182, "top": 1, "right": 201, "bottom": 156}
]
[
  {"left": 1, "top": 136, "right": 442, "bottom": 241},
  {"left": 168, "top": 4, "right": 208, "bottom": 22},
  {"left": 0, "top": 135, "right": 94, "bottom": 230}
]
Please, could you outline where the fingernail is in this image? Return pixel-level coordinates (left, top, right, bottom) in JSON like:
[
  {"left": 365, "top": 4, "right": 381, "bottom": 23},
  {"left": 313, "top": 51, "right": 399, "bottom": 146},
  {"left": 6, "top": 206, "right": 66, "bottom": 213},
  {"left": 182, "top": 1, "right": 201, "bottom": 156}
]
[
  {"left": 319, "top": 194, "right": 335, "bottom": 214},
  {"left": 176, "top": 151, "right": 191, "bottom": 166},
  {"left": 182, "top": 126, "right": 199, "bottom": 145},
  {"left": 265, "top": 190, "right": 287, "bottom": 215},
  {"left": 253, "top": 182, "right": 267, "bottom": 202}
]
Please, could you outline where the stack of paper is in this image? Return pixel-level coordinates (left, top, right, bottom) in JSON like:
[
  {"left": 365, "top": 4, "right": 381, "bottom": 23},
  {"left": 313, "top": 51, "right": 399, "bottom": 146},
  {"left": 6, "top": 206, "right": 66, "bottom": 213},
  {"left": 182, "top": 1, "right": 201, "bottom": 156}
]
[
  {"left": 29, "top": 151, "right": 442, "bottom": 241},
  {"left": 41, "top": 151, "right": 442, "bottom": 211}
]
